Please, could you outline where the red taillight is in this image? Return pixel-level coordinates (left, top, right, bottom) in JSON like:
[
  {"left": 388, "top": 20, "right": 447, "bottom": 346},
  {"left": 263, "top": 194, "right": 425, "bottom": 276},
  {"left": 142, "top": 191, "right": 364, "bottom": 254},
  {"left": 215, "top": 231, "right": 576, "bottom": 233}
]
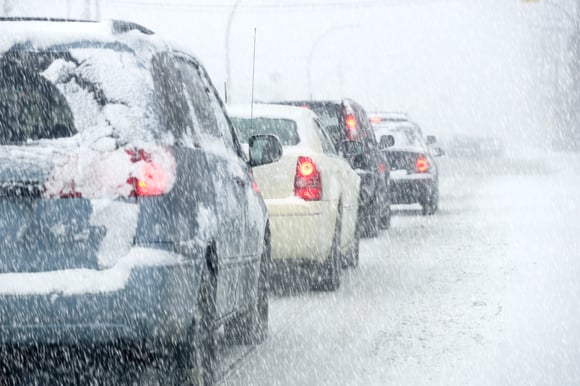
[
  {"left": 378, "top": 162, "right": 386, "bottom": 174},
  {"left": 249, "top": 170, "right": 260, "bottom": 193},
  {"left": 416, "top": 155, "right": 429, "bottom": 173},
  {"left": 345, "top": 114, "right": 358, "bottom": 140},
  {"left": 369, "top": 116, "right": 382, "bottom": 125},
  {"left": 127, "top": 148, "right": 176, "bottom": 197},
  {"left": 294, "top": 156, "right": 322, "bottom": 201}
]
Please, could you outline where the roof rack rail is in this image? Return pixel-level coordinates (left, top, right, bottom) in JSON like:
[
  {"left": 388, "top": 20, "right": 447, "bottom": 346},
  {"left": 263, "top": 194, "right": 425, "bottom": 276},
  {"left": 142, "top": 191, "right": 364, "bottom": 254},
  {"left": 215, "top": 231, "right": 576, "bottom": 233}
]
[
  {"left": 0, "top": 17, "right": 97, "bottom": 23},
  {"left": 111, "top": 20, "right": 154, "bottom": 35}
]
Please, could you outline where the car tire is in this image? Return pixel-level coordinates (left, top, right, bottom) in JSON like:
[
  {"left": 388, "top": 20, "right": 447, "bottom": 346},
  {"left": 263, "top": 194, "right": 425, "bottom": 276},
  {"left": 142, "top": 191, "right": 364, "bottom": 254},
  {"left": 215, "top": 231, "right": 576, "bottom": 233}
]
[
  {"left": 312, "top": 214, "right": 341, "bottom": 291},
  {"left": 421, "top": 185, "right": 439, "bottom": 216},
  {"left": 379, "top": 203, "right": 391, "bottom": 230},
  {"left": 224, "top": 231, "right": 270, "bottom": 345},
  {"left": 360, "top": 201, "right": 379, "bottom": 238},
  {"left": 343, "top": 221, "right": 360, "bottom": 269},
  {"left": 175, "top": 260, "right": 217, "bottom": 386}
]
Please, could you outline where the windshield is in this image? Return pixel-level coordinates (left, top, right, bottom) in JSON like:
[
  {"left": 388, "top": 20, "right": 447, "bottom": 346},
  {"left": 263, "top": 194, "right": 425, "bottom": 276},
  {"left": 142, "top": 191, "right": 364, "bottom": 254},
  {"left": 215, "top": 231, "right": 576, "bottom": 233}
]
[
  {"left": 0, "top": 43, "right": 159, "bottom": 145},
  {"left": 230, "top": 117, "right": 299, "bottom": 146}
]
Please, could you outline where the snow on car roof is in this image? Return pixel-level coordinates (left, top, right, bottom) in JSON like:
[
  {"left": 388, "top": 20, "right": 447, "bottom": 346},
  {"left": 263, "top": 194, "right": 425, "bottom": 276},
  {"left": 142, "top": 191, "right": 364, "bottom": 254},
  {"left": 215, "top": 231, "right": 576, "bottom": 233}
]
[
  {"left": 227, "top": 103, "right": 320, "bottom": 149},
  {"left": 0, "top": 19, "right": 168, "bottom": 55}
]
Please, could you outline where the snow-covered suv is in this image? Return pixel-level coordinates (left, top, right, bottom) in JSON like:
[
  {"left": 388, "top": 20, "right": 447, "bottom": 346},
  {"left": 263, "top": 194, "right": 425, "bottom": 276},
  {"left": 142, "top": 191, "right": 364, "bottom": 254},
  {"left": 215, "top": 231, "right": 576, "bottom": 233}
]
[{"left": 0, "top": 18, "right": 281, "bottom": 384}]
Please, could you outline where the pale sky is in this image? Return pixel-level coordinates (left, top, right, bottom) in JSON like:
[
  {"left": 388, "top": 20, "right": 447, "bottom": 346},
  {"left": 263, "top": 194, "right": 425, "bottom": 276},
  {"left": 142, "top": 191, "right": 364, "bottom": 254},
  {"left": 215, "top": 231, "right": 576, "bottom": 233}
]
[{"left": 5, "top": 0, "right": 574, "bottom": 142}]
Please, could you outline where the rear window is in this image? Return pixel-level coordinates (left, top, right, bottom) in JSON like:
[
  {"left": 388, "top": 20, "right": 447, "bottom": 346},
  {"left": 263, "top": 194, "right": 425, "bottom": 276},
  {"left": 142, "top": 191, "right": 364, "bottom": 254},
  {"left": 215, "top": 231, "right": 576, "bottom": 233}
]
[
  {"left": 230, "top": 117, "right": 299, "bottom": 146},
  {"left": 0, "top": 42, "right": 160, "bottom": 145},
  {"left": 377, "top": 125, "right": 424, "bottom": 148}
]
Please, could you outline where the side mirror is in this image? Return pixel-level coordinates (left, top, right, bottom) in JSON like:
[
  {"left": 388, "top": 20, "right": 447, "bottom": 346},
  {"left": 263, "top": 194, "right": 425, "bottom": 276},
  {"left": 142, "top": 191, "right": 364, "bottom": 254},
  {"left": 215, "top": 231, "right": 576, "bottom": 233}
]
[
  {"left": 339, "top": 141, "right": 364, "bottom": 157},
  {"left": 426, "top": 135, "right": 437, "bottom": 145},
  {"left": 379, "top": 135, "right": 395, "bottom": 150},
  {"left": 431, "top": 147, "right": 445, "bottom": 157},
  {"left": 248, "top": 134, "right": 283, "bottom": 167}
]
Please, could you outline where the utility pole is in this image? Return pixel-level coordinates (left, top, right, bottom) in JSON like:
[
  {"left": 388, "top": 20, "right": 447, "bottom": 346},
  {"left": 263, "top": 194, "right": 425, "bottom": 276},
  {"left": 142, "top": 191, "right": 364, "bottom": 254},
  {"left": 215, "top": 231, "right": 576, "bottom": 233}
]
[
  {"left": 83, "top": 0, "right": 91, "bottom": 19},
  {"left": 95, "top": 0, "right": 101, "bottom": 20},
  {"left": 225, "top": 0, "right": 243, "bottom": 103}
]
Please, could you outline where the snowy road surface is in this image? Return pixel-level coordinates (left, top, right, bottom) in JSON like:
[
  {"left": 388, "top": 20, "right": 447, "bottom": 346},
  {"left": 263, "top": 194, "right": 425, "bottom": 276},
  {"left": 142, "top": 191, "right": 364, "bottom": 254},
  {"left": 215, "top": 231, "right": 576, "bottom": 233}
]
[
  {"left": 3, "top": 148, "right": 579, "bottom": 385},
  {"left": 220, "top": 149, "right": 580, "bottom": 386}
]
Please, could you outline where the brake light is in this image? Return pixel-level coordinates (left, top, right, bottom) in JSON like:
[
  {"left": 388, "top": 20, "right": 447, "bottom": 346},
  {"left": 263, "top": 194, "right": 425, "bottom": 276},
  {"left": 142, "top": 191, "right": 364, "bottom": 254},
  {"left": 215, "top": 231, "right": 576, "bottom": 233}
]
[
  {"left": 345, "top": 114, "right": 358, "bottom": 140},
  {"left": 249, "top": 169, "right": 260, "bottom": 193},
  {"left": 378, "top": 162, "right": 386, "bottom": 174},
  {"left": 416, "top": 155, "right": 429, "bottom": 173},
  {"left": 294, "top": 156, "right": 322, "bottom": 201},
  {"left": 370, "top": 116, "right": 382, "bottom": 124},
  {"left": 127, "top": 148, "right": 176, "bottom": 197}
]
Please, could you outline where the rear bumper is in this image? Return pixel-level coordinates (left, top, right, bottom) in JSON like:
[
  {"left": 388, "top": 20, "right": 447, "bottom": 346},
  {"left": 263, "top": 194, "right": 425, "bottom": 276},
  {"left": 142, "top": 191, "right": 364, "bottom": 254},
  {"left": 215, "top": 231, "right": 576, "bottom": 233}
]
[
  {"left": 266, "top": 198, "right": 335, "bottom": 263},
  {"left": 389, "top": 175, "right": 436, "bottom": 205},
  {"left": 0, "top": 248, "right": 202, "bottom": 346}
]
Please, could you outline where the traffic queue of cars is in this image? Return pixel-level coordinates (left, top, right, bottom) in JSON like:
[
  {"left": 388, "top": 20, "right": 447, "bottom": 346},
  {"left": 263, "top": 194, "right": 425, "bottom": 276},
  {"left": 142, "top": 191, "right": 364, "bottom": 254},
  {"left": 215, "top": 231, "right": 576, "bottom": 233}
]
[{"left": 0, "top": 18, "right": 443, "bottom": 385}]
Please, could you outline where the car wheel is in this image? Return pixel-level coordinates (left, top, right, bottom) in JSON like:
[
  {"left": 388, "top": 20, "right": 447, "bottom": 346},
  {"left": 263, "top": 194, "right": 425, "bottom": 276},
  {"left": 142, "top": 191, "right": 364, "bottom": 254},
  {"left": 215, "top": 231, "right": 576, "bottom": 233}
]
[
  {"left": 312, "top": 214, "right": 341, "bottom": 291},
  {"left": 224, "top": 231, "right": 270, "bottom": 345},
  {"left": 342, "top": 218, "right": 360, "bottom": 269},
  {"left": 379, "top": 203, "right": 391, "bottom": 230},
  {"left": 360, "top": 201, "right": 379, "bottom": 238},
  {"left": 421, "top": 185, "right": 439, "bottom": 216},
  {"left": 175, "top": 261, "right": 217, "bottom": 386}
]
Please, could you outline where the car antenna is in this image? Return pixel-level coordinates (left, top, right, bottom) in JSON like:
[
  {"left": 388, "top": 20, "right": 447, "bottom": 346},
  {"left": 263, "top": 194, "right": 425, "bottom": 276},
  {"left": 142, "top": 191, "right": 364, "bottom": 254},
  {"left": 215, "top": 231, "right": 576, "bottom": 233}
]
[{"left": 250, "top": 27, "right": 257, "bottom": 128}]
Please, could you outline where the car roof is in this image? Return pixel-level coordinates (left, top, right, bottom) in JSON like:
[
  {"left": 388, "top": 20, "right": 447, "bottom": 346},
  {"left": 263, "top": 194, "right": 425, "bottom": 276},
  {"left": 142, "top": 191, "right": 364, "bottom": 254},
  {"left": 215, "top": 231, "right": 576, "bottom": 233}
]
[{"left": 0, "top": 18, "right": 171, "bottom": 56}]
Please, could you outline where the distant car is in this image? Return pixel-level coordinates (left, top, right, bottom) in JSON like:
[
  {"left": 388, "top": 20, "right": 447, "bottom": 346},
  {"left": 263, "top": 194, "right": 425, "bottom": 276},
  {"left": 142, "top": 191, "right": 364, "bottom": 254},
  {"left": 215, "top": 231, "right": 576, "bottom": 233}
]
[
  {"left": 228, "top": 104, "right": 361, "bottom": 290},
  {"left": 442, "top": 134, "right": 504, "bottom": 159},
  {"left": 276, "top": 99, "right": 390, "bottom": 237},
  {"left": 370, "top": 113, "right": 444, "bottom": 215},
  {"left": 0, "top": 18, "right": 282, "bottom": 384}
]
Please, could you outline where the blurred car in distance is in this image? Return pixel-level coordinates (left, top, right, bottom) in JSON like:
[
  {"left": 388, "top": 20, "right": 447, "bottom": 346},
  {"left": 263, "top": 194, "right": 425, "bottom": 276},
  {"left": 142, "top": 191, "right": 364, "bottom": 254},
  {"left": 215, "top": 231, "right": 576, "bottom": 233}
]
[
  {"left": 0, "top": 17, "right": 283, "bottom": 384},
  {"left": 228, "top": 103, "right": 361, "bottom": 291},
  {"left": 370, "top": 112, "right": 444, "bottom": 215},
  {"left": 276, "top": 99, "right": 391, "bottom": 237},
  {"left": 441, "top": 134, "right": 505, "bottom": 159}
]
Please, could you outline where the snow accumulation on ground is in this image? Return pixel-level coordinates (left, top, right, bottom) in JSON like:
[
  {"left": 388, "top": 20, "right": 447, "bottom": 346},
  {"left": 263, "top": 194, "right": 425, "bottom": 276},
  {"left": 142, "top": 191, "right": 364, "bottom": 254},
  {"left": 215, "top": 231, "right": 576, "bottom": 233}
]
[{"left": 220, "top": 146, "right": 580, "bottom": 386}]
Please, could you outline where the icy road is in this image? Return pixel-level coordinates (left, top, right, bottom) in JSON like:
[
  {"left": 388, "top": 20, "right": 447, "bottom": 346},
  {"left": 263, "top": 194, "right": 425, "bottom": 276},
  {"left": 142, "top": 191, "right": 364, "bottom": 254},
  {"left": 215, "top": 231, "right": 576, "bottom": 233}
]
[{"left": 4, "top": 147, "right": 580, "bottom": 385}]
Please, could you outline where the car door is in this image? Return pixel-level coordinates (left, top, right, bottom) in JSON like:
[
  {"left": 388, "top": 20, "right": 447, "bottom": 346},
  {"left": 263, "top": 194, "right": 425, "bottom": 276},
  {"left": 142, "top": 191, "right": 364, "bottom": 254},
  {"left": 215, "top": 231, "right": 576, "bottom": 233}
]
[
  {"left": 177, "top": 57, "right": 248, "bottom": 318},
  {"left": 197, "top": 68, "right": 266, "bottom": 311}
]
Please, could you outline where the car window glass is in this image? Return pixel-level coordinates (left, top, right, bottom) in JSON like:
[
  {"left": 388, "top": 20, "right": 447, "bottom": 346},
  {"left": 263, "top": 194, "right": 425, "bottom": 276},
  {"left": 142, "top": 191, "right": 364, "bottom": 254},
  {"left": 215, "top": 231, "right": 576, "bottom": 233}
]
[
  {"left": 198, "top": 69, "right": 240, "bottom": 154},
  {"left": 151, "top": 54, "right": 193, "bottom": 145},
  {"left": 231, "top": 117, "right": 299, "bottom": 146},
  {"left": 176, "top": 60, "right": 220, "bottom": 138},
  {"left": 0, "top": 47, "right": 161, "bottom": 145},
  {"left": 313, "top": 118, "right": 337, "bottom": 154},
  {"left": 177, "top": 59, "right": 241, "bottom": 157}
]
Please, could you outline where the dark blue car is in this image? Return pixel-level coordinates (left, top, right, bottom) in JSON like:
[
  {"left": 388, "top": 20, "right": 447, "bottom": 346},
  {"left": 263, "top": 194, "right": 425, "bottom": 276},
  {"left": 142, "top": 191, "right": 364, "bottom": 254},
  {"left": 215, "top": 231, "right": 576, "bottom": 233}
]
[{"left": 0, "top": 18, "right": 282, "bottom": 384}]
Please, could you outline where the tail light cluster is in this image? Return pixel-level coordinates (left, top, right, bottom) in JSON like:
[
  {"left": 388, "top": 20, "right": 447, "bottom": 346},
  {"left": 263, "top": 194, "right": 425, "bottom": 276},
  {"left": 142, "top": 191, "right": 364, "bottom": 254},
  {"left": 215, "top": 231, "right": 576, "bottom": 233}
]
[
  {"left": 294, "top": 156, "right": 322, "bottom": 201},
  {"left": 44, "top": 147, "right": 176, "bottom": 199},
  {"left": 345, "top": 114, "right": 359, "bottom": 141},
  {"left": 126, "top": 148, "right": 176, "bottom": 197},
  {"left": 415, "top": 155, "right": 430, "bottom": 173}
]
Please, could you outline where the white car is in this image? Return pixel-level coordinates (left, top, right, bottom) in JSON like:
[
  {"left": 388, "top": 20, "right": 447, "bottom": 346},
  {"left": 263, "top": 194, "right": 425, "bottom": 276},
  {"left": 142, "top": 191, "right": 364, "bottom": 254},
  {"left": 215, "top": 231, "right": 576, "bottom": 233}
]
[{"left": 228, "top": 104, "right": 361, "bottom": 291}]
